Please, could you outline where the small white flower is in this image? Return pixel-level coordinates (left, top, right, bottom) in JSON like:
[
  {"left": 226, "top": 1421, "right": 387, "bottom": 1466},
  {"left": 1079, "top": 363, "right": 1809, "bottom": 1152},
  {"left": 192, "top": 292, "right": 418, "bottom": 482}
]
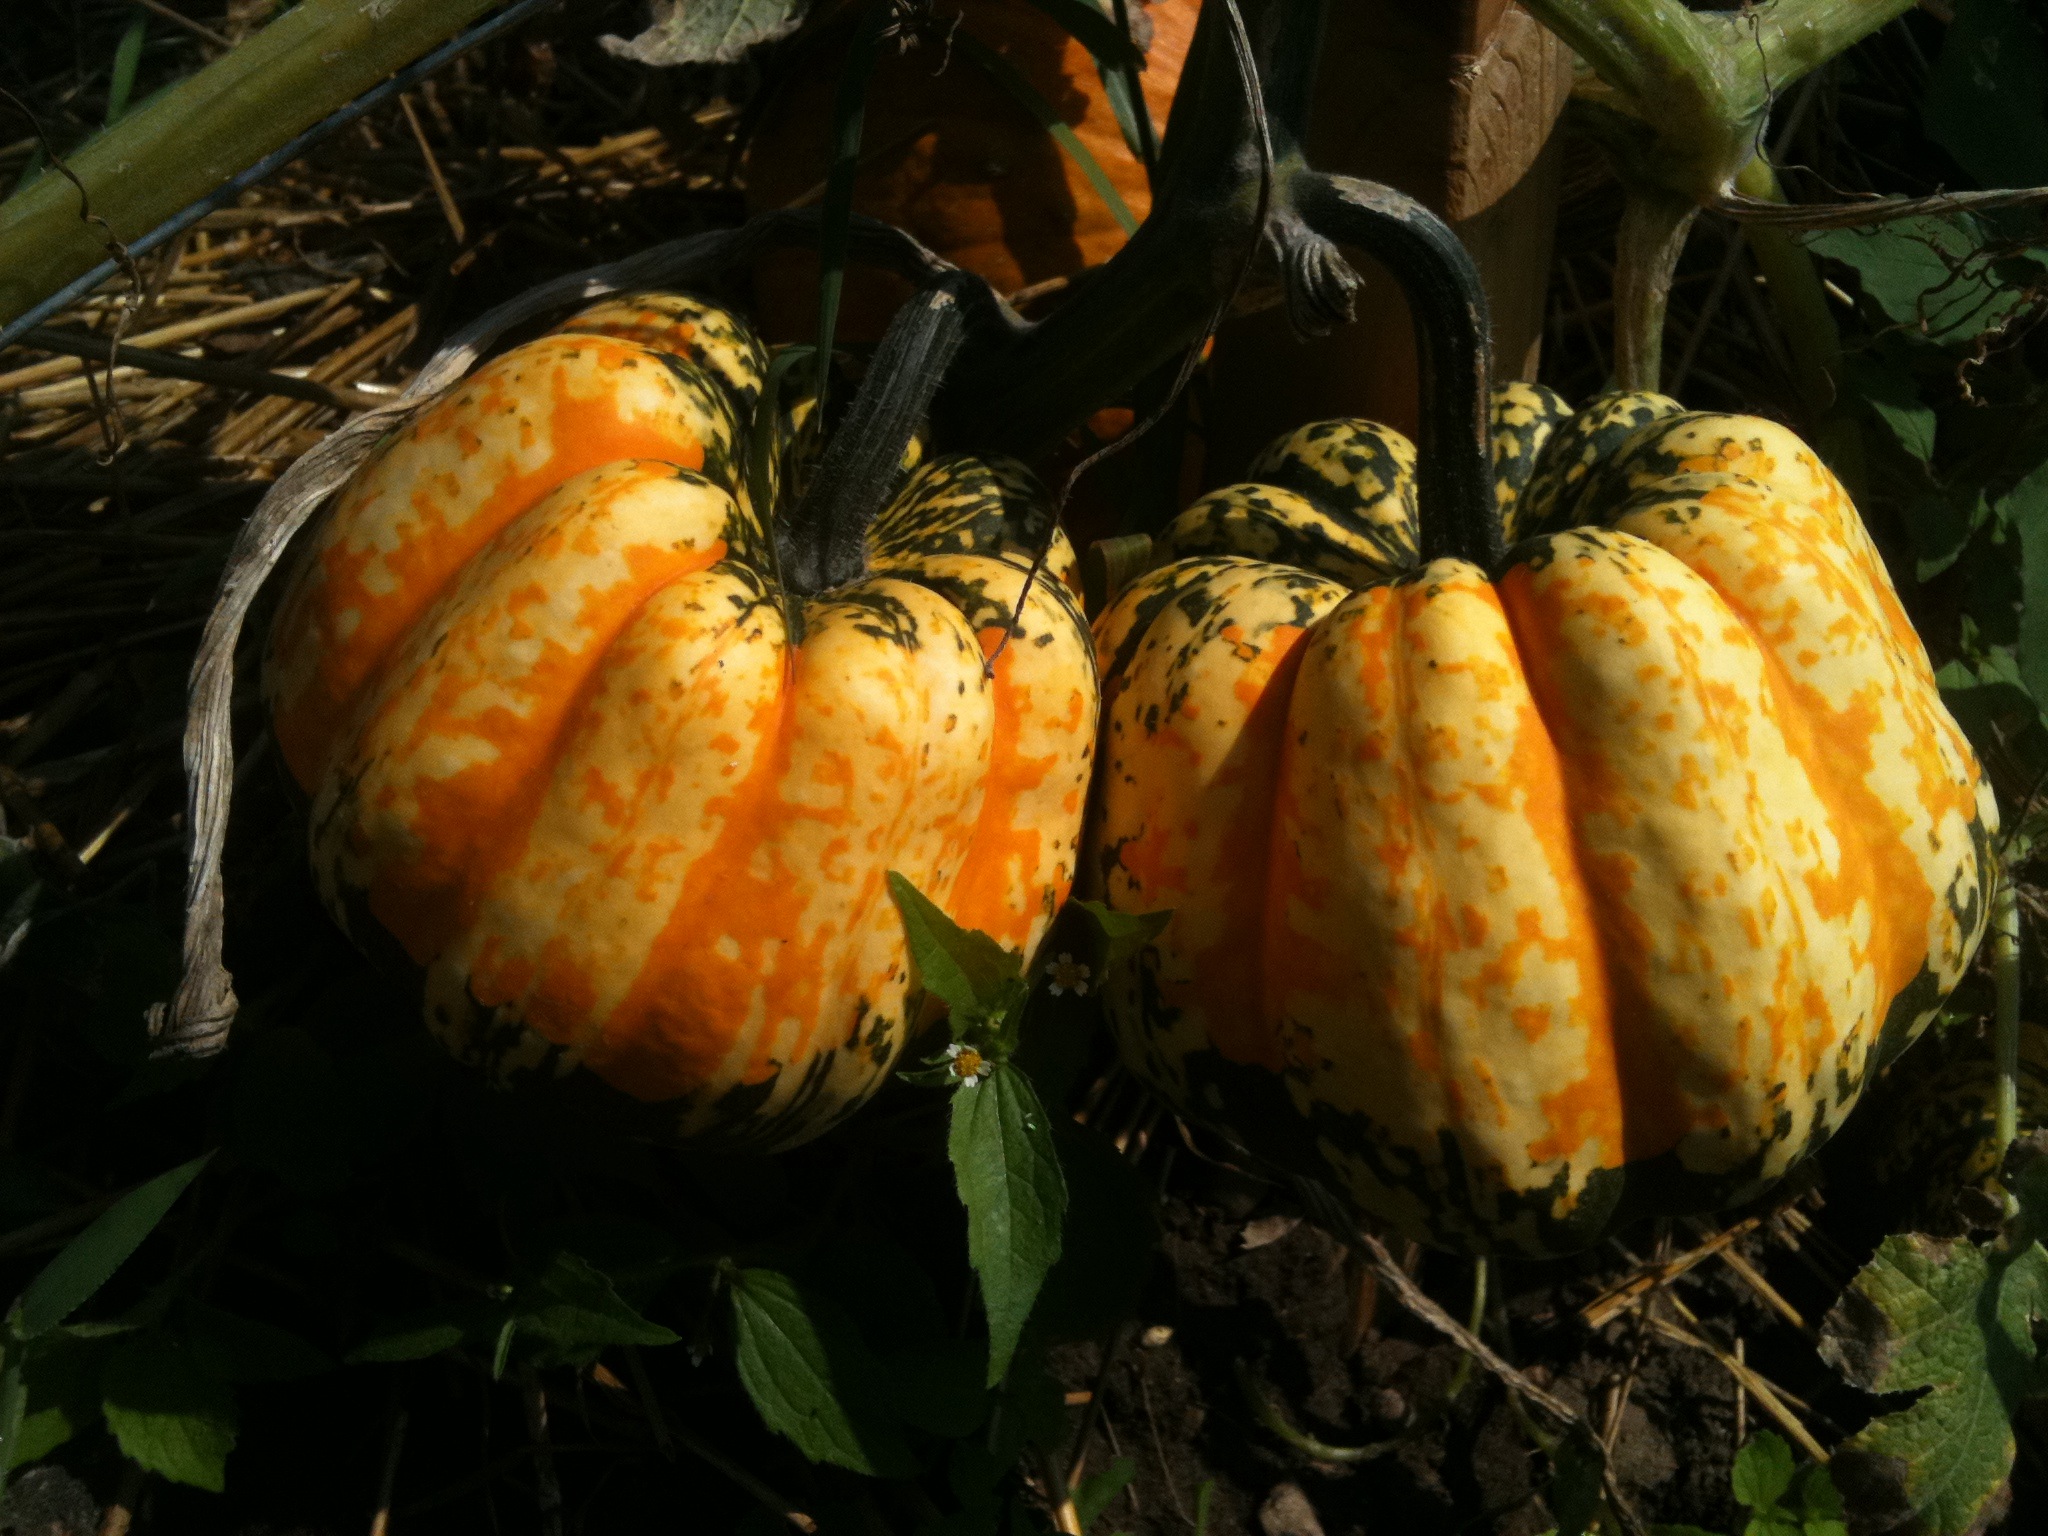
[
  {"left": 944, "top": 1040, "right": 990, "bottom": 1085},
  {"left": 1047, "top": 953, "right": 1091, "bottom": 997}
]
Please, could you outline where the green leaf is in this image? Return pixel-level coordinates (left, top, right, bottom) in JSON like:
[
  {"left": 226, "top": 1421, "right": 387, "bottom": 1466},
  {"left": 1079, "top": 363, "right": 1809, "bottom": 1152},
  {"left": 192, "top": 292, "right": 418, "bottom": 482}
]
[
  {"left": 99, "top": 1333, "right": 237, "bottom": 1493},
  {"left": 1817, "top": 1229, "right": 2048, "bottom": 1534},
  {"left": 1840, "top": 354, "right": 1934, "bottom": 463},
  {"left": 11, "top": 1154, "right": 211, "bottom": 1340},
  {"left": 1074, "top": 1456, "right": 1136, "bottom": 1530},
  {"left": 183, "top": 1303, "right": 332, "bottom": 1384},
  {"left": 1794, "top": 1462, "right": 1848, "bottom": 1536},
  {"left": 8, "top": 1331, "right": 109, "bottom": 1470},
  {"left": 1805, "top": 216, "right": 2032, "bottom": 343},
  {"left": 599, "top": 0, "right": 811, "bottom": 66},
  {"left": 105, "top": 16, "right": 147, "bottom": 126},
  {"left": 729, "top": 1268, "right": 912, "bottom": 1477},
  {"left": 1923, "top": 0, "right": 2048, "bottom": 191},
  {"left": 950, "top": 1062, "right": 1067, "bottom": 1385},
  {"left": 346, "top": 1312, "right": 477, "bottom": 1365},
  {"left": 955, "top": 33, "right": 1140, "bottom": 236},
  {"left": 512, "top": 1251, "right": 679, "bottom": 1368},
  {"left": 888, "top": 871, "right": 1021, "bottom": 1018},
  {"left": 1732, "top": 1432, "right": 1796, "bottom": 1513},
  {"left": 1072, "top": 900, "right": 1172, "bottom": 968},
  {"left": 1549, "top": 1430, "right": 1606, "bottom": 1536},
  {"left": 2003, "top": 459, "right": 2048, "bottom": 710}
]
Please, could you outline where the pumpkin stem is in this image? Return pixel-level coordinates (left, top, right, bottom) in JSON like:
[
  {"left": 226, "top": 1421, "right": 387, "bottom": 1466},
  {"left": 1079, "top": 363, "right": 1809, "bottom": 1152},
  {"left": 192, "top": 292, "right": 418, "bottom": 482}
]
[
  {"left": 779, "top": 282, "right": 968, "bottom": 594},
  {"left": 941, "top": 0, "right": 1315, "bottom": 458},
  {"left": 1298, "top": 173, "right": 1499, "bottom": 571}
]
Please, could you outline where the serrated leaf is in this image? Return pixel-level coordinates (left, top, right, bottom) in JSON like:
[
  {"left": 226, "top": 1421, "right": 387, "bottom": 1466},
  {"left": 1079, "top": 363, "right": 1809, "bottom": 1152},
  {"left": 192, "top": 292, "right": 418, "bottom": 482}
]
[
  {"left": 1732, "top": 1432, "right": 1796, "bottom": 1512},
  {"left": 8, "top": 1331, "right": 108, "bottom": 1470},
  {"left": 99, "top": 1333, "right": 237, "bottom": 1492},
  {"left": 184, "top": 1303, "right": 332, "bottom": 1384},
  {"left": 1794, "top": 1462, "right": 1848, "bottom": 1536},
  {"left": 12, "top": 1154, "right": 210, "bottom": 1340},
  {"left": 888, "top": 871, "right": 1021, "bottom": 1018},
  {"left": 949, "top": 1062, "right": 1066, "bottom": 1385},
  {"left": 1817, "top": 1229, "right": 2048, "bottom": 1534},
  {"left": 599, "top": 0, "right": 811, "bottom": 67},
  {"left": 1923, "top": 0, "right": 2048, "bottom": 191},
  {"left": 1072, "top": 899, "right": 1172, "bottom": 968},
  {"left": 512, "top": 1251, "right": 679, "bottom": 1368},
  {"left": 729, "top": 1268, "right": 912, "bottom": 1476},
  {"left": 346, "top": 1312, "right": 477, "bottom": 1365}
]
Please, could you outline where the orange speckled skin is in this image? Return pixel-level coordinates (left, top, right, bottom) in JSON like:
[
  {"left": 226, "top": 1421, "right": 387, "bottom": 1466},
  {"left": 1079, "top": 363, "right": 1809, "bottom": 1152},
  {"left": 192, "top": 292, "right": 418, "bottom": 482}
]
[
  {"left": 267, "top": 295, "right": 1096, "bottom": 1149},
  {"left": 1093, "top": 389, "right": 1996, "bottom": 1255}
]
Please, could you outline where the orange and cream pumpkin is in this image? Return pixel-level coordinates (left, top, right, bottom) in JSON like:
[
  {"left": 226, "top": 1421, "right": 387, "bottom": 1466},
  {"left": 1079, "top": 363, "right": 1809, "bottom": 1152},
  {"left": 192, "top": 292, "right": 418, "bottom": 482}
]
[
  {"left": 267, "top": 293, "right": 1097, "bottom": 1147},
  {"left": 1091, "top": 386, "right": 1996, "bottom": 1254}
]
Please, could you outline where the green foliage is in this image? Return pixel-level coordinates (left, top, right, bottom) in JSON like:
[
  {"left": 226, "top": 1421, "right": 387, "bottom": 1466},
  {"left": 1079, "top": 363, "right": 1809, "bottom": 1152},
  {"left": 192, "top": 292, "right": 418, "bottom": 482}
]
[
  {"left": 888, "top": 870, "right": 1025, "bottom": 1026},
  {"left": 348, "top": 1249, "right": 677, "bottom": 1374},
  {"left": 729, "top": 1267, "right": 913, "bottom": 1477},
  {"left": 950, "top": 1062, "right": 1067, "bottom": 1386},
  {"left": 99, "top": 1333, "right": 238, "bottom": 1492},
  {"left": 9, "top": 1154, "right": 208, "bottom": 1340},
  {"left": 1798, "top": 98, "right": 2048, "bottom": 781},
  {"left": 1923, "top": 0, "right": 2048, "bottom": 190},
  {"left": 1727, "top": 1433, "right": 1844, "bottom": 1536},
  {"left": 1816, "top": 1135, "right": 2048, "bottom": 1534},
  {"left": 1073, "top": 1455, "right": 1136, "bottom": 1531}
]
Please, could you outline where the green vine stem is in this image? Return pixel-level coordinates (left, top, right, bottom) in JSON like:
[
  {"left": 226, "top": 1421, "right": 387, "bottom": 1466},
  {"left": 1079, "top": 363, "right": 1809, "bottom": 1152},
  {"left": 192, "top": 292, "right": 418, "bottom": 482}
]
[
  {"left": 1994, "top": 860, "right": 2022, "bottom": 1190},
  {"left": 0, "top": 0, "right": 504, "bottom": 328},
  {"left": 1733, "top": 156, "right": 1843, "bottom": 418},
  {"left": 1611, "top": 191, "right": 1700, "bottom": 391},
  {"left": 1520, "top": 0, "right": 1915, "bottom": 392}
]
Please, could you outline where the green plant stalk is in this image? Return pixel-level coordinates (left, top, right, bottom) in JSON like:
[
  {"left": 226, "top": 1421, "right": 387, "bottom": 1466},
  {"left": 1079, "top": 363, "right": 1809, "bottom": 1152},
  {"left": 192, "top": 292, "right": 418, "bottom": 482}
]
[
  {"left": 1523, "top": 0, "right": 1916, "bottom": 395},
  {"left": 1716, "top": 0, "right": 1919, "bottom": 102},
  {"left": 1735, "top": 157, "right": 1842, "bottom": 419},
  {"left": 1611, "top": 189, "right": 1699, "bottom": 390},
  {"left": 0, "top": 0, "right": 504, "bottom": 328},
  {"left": 1446, "top": 1256, "right": 1489, "bottom": 1401},
  {"left": 1995, "top": 863, "right": 2021, "bottom": 1180}
]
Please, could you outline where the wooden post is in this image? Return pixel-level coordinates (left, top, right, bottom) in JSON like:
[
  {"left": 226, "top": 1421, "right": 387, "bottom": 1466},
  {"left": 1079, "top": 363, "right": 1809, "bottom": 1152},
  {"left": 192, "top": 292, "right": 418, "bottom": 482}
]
[{"left": 1203, "top": 1, "right": 1572, "bottom": 478}]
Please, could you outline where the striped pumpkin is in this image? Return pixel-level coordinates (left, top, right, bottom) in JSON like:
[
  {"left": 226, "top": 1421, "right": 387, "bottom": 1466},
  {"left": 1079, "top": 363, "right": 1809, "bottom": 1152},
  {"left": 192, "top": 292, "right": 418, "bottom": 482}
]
[
  {"left": 266, "top": 293, "right": 1097, "bottom": 1148},
  {"left": 1091, "top": 384, "right": 1996, "bottom": 1255}
]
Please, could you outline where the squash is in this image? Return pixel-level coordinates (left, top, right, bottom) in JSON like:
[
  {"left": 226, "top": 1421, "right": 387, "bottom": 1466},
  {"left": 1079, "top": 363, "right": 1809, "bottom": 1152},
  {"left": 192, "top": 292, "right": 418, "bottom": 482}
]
[
  {"left": 744, "top": 0, "right": 1198, "bottom": 342},
  {"left": 1090, "top": 382, "right": 1996, "bottom": 1256},
  {"left": 266, "top": 293, "right": 1098, "bottom": 1148}
]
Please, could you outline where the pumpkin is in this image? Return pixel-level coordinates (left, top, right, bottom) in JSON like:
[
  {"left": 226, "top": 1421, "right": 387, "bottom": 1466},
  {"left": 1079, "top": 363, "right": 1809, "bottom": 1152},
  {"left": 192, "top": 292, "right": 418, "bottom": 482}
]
[
  {"left": 744, "top": 0, "right": 1198, "bottom": 342},
  {"left": 1090, "top": 382, "right": 1996, "bottom": 1256},
  {"left": 266, "top": 292, "right": 1098, "bottom": 1148}
]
